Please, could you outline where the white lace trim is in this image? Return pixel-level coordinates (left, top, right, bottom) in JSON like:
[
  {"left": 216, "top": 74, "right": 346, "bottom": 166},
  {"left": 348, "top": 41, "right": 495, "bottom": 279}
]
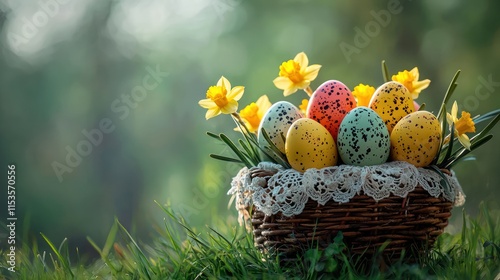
[{"left": 228, "top": 161, "right": 465, "bottom": 220}]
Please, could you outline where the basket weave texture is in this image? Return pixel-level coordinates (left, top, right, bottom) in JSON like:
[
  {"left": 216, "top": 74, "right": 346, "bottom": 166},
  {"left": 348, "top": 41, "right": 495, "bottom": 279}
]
[
  {"left": 229, "top": 162, "right": 463, "bottom": 262},
  {"left": 251, "top": 185, "right": 452, "bottom": 261}
]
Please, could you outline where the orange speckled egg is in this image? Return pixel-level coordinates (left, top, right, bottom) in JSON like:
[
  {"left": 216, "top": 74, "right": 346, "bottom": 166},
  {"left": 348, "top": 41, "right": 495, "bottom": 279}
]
[
  {"left": 369, "top": 81, "right": 415, "bottom": 133},
  {"left": 390, "top": 111, "right": 441, "bottom": 167},
  {"left": 285, "top": 118, "right": 338, "bottom": 172},
  {"left": 307, "top": 80, "right": 356, "bottom": 141}
]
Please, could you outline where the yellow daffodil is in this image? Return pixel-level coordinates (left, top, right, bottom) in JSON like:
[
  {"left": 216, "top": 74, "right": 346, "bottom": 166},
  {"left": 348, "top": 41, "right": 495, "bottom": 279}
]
[
  {"left": 273, "top": 52, "right": 321, "bottom": 97},
  {"left": 299, "top": 99, "right": 309, "bottom": 115},
  {"left": 237, "top": 95, "right": 272, "bottom": 133},
  {"left": 446, "top": 101, "right": 476, "bottom": 150},
  {"left": 199, "top": 76, "right": 244, "bottom": 120},
  {"left": 352, "top": 83, "right": 375, "bottom": 107},
  {"left": 392, "top": 67, "right": 431, "bottom": 99}
]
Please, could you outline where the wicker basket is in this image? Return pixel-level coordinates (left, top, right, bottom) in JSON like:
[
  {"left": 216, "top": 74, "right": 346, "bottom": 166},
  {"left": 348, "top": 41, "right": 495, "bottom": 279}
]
[{"left": 247, "top": 169, "right": 454, "bottom": 263}]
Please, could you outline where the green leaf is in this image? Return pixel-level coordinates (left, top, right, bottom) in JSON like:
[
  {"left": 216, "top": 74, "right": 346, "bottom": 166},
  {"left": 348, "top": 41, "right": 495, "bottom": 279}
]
[
  {"left": 219, "top": 133, "right": 253, "bottom": 167},
  {"left": 324, "top": 258, "right": 338, "bottom": 273},
  {"left": 209, "top": 154, "right": 243, "bottom": 163},
  {"left": 259, "top": 128, "right": 291, "bottom": 168},
  {"left": 437, "top": 70, "right": 461, "bottom": 121},
  {"left": 433, "top": 104, "right": 447, "bottom": 165},
  {"left": 445, "top": 135, "right": 493, "bottom": 169},
  {"left": 206, "top": 131, "right": 222, "bottom": 140},
  {"left": 441, "top": 122, "right": 455, "bottom": 166},
  {"left": 238, "top": 139, "right": 258, "bottom": 164},
  {"left": 418, "top": 103, "right": 426, "bottom": 111},
  {"left": 381, "top": 60, "right": 390, "bottom": 83},
  {"left": 471, "top": 113, "right": 500, "bottom": 145},
  {"left": 472, "top": 108, "right": 500, "bottom": 124}
]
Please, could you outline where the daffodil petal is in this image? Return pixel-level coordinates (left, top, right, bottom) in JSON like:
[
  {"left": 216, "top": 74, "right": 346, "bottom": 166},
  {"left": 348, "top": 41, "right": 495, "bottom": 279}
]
[
  {"left": 273, "top": 77, "right": 293, "bottom": 90},
  {"left": 199, "top": 99, "right": 216, "bottom": 109},
  {"left": 283, "top": 86, "right": 299, "bottom": 97},
  {"left": 256, "top": 95, "right": 270, "bottom": 108},
  {"left": 451, "top": 101, "right": 458, "bottom": 119},
  {"left": 410, "top": 67, "right": 420, "bottom": 80},
  {"left": 206, "top": 107, "right": 221, "bottom": 119},
  {"left": 228, "top": 86, "right": 244, "bottom": 101},
  {"left": 303, "top": 64, "right": 321, "bottom": 81},
  {"left": 413, "top": 79, "right": 430, "bottom": 92},
  {"left": 221, "top": 99, "right": 238, "bottom": 114},
  {"left": 217, "top": 76, "right": 231, "bottom": 90},
  {"left": 458, "top": 134, "right": 471, "bottom": 150},
  {"left": 446, "top": 112, "right": 455, "bottom": 126},
  {"left": 294, "top": 52, "right": 309, "bottom": 72},
  {"left": 296, "top": 80, "right": 310, "bottom": 90}
]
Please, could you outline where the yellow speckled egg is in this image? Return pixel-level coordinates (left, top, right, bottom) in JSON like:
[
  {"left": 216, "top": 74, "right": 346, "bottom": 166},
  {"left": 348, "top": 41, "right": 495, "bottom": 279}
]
[
  {"left": 285, "top": 118, "right": 338, "bottom": 172},
  {"left": 390, "top": 111, "right": 441, "bottom": 167},
  {"left": 369, "top": 81, "right": 415, "bottom": 133}
]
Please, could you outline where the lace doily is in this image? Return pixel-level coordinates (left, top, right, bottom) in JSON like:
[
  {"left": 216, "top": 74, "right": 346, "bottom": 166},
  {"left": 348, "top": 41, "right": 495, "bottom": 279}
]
[{"left": 228, "top": 161, "right": 465, "bottom": 222}]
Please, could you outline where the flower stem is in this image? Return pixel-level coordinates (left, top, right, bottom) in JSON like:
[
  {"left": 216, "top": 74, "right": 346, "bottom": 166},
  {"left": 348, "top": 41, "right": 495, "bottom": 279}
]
[{"left": 304, "top": 86, "right": 313, "bottom": 97}]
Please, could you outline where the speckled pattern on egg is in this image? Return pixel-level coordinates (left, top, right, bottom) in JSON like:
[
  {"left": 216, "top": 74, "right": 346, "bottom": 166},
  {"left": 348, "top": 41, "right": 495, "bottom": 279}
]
[
  {"left": 390, "top": 111, "right": 441, "bottom": 167},
  {"left": 307, "top": 80, "right": 356, "bottom": 141},
  {"left": 285, "top": 118, "right": 337, "bottom": 172},
  {"left": 337, "top": 107, "right": 390, "bottom": 166},
  {"left": 257, "top": 101, "right": 303, "bottom": 154},
  {"left": 369, "top": 81, "right": 415, "bottom": 133}
]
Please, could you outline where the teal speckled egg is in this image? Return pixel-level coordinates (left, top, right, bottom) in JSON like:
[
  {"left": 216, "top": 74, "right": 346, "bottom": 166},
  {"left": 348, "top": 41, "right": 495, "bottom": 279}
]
[{"left": 337, "top": 107, "right": 390, "bottom": 166}]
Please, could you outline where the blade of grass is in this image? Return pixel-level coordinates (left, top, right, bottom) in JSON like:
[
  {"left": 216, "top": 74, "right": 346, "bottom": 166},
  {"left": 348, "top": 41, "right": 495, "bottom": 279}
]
[
  {"left": 418, "top": 103, "right": 426, "bottom": 111},
  {"left": 40, "top": 233, "right": 74, "bottom": 278}
]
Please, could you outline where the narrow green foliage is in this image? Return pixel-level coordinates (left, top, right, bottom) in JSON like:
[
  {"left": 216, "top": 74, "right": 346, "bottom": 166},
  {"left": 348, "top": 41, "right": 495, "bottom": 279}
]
[
  {"left": 381, "top": 60, "right": 390, "bottom": 83},
  {"left": 40, "top": 233, "right": 74, "bottom": 278},
  {"left": 417, "top": 103, "right": 426, "bottom": 111},
  {"left": 437, "top": 70, "right": 461, "bottom": 121}
]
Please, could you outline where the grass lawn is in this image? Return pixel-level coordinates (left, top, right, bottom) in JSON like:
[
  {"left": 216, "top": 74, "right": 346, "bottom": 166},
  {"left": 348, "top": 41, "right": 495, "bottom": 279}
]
[{"left": 1, "top": 203, "right": 499, "bottom": 279}]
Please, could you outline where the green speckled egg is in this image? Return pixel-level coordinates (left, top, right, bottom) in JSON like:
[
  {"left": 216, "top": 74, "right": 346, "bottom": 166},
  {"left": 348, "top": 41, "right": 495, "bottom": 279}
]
[
  {"left": 390, "top": 111, "right": 441, "bottom": 167},
  {"left": 369, "top": 81, "right": 415, "bottom": 133},
  {"left": 285, "top": 118, "right": 337, "bottom": 172},
  {"left": 337, "top": 107, "right": 390, "bottom": 166}
]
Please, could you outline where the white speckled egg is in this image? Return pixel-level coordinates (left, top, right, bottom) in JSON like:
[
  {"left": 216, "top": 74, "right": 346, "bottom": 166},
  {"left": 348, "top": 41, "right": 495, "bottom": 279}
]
[
  {"left": 369, "top": 81, "right": 415, "bottom": 133},
  {"left": 285, "top": 118, "right": 338, "bottom": 172},
  {"left": 257, "top": 101, "right": 303, "bottom": 154},
  {"left": 337, "top": 107, "right": 390, "bottom": 166},
  {"left": 390, "top": 111, "right": 441, "bottom": 167}
]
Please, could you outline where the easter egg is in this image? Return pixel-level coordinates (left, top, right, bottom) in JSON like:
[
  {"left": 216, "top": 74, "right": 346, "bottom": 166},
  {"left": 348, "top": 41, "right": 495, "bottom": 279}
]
[
  {"left": 285, "top": 118, "right": 337, "bottom": 172},
  {"left": 307, "top": 80, "right": 356, "bottom": 141},
  {"left": 258, "top": 101, "right": 303, "bottom": 154},
  {"left": 337, "top": 107, "right": 390, "bottom": 166},
  {"left": 390, "top": 111, "right": 441, "bottom": 167},
  {"left": 369, "top": 81, "right": 415, "bottom": 133}
]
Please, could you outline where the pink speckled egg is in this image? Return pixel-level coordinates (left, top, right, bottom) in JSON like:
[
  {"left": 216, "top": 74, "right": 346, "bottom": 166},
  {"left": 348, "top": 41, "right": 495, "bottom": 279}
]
[{"left": 306, "top": 80, "right": 356, "bottom": 141}]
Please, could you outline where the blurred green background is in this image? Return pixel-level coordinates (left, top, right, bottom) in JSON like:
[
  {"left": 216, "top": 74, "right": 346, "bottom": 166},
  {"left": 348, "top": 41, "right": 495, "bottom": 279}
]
[{"left": 1, "top": 0, "right": 499, "bottom": 258}]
